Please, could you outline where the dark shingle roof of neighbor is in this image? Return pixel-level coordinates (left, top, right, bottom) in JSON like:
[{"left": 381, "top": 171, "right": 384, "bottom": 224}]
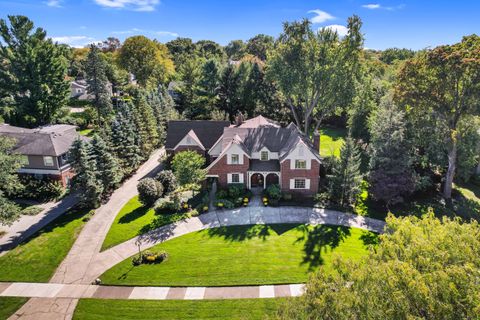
[
  {"left": 165, "top": 120, "right": 231, "bottom": 149},
  {"left": 249, "top": 159, "right": 280, "bottom": 172},
  {"left": 0, "top": 124, "right": 84, "bottom": 156}
]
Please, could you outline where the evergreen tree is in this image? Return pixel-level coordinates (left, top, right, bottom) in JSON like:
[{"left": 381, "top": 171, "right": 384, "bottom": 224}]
[
  {"left": 329, "top": 136, "right": 363, "bottom": 208},
  {"left": 69, "top": 139, "right": 103, "bottom": 208},
  {"left": 110, "top": 105, "right": 142, "bottom": 173},
  {"left": 368, "top": 95, "right": 414, "bottom": 206},
  {"left": 147, "top": 87, "right": 179, "bottom": 144},
  {"left": 85, "top": 44, "right": 112, "bottom": 125},
  {"left": 216, "top": 64, "right": 241, "bottom": 121},
  {"left": 0, "top": 136, "right": 23, "bottom": 225},
  {"left": 131, "top": 94, "right": 159, "bottom": 154},
  {"left": 91, "top": 134, "right": 123, "bottom": 192},
  {"left": 0, "top": 15, "right": 70, "bottom": 127}
]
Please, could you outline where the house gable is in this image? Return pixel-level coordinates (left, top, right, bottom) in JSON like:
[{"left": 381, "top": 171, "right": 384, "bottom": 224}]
[
  {"left": 174, "top": 129, "right": 205, "bottom": 151},
  {"left": 280, "top": 140, "right": 320, "bottom": 170}
]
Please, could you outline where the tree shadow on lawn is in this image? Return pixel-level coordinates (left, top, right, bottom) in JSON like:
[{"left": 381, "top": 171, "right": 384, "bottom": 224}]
[
  {"left": 205, "top": 224, "right": 298, "bottom": 242},
  {"left": 118, "top": 205, "right": 150, "bottom": 224},
  {"left": 295, "top": 225, "right": 351, "bottom": 271}
]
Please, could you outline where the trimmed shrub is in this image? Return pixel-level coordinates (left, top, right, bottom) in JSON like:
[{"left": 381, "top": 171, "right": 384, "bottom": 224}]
[
  {"left": 215, "top": 189, "right": 228, "bottom": 200},
  {"left": 265, "top": 184, "right": 282, "bottom": 201},
  {"left": 214, "top": 199, "right": 234, "bottom": 209},
  {"left": 132, "top": 250, "right": 168, "bottom": 266},
  {"left": 155, "top": 170, "right": 178, "bottom": 195},
  {"left": 137, "top": 178, "right": 163, "bottom": 206},
  {"left": 12, "top": 175, "right": 64, "bottom": 201},
  {"left": 227, "top": 183, "right": 245, "bottom": 199},
  {"left": 154, "top": 197, "right": 181, "bottom": 214}
]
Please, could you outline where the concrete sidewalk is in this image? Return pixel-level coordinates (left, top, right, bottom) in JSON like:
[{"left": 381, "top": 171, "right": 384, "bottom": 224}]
[{"left": 0, "top": 282, "right": 305, "bottom": 300}]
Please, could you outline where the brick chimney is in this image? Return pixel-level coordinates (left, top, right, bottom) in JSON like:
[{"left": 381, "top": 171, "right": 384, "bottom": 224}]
[{"left": 313, "top": 132, "right": 320, "bottom": 153}]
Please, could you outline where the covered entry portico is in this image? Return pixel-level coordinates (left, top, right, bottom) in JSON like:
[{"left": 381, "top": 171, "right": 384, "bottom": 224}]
[{"left": 247, "top": 159, "right": 281, "bottom": 189}]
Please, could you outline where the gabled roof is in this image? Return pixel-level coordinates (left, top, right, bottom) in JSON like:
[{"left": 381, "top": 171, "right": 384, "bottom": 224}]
[
  {"left": 165, "top": 120, "right": 230, "bottom": 150},
  {"left": 0, "top": 124, "right": 84, "bottom": 156},
  {"left": 232, "top": 115, "right": 280, "bottom": 128},
  {"left": 174, "top": 129, "right": 205, "bottom": 150}
]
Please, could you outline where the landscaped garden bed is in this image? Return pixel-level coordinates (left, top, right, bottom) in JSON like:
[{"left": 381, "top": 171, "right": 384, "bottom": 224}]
[
  {"left": 100, "top": 224, "right": 376, "bottom": 287},
  {"left": 214, "top": 183, "right": 252, "bottom": 209}
]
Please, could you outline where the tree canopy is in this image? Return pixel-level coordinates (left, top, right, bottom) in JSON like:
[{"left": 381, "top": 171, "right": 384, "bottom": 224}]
[
  {"left": 278, "top": 212, "right": 480, "bottom": 319},
  {"left": 0, "top": 15, "right": 70, "bottom": 127}
]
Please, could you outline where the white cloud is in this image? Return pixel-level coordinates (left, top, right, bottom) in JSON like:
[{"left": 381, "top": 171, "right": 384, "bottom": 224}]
[
  {"left": 93, "top": 0, "right": 160, "bottom": 12},
  {"left": 362, "top": 3, "right": 405, "bottom": 11},
  {"left": 51, "top": 35, "right": 97, "bottom": 48},
  {"left": 322, "top": 25, "right": 349, "bottom": 37},
  {"left": 362, "top": 4, "right": 380, "bottom": 9},
  {"left": 45, "top": 0, "right": 62, "bottom": 7},
  {"left": 112, "top": 28, "right": 178, "bottom": 38},
  {"left": 308, "top": 9, "right": 335, "bottom": 24}
]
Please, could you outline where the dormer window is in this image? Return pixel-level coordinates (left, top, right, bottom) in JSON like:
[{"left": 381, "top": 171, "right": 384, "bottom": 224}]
[
  {"left": 260, "top": 151, "right": 269, "bottom": 161},
  {"left": 231, "top": 154, "right": 239, "bottom": 164}
]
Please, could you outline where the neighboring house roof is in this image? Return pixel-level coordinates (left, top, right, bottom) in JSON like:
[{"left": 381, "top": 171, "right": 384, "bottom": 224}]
[
  {"left": 165, "top": 120, "right": 230, "bottom": 150},
  {"left": 232, "top": 115, "right": 280, "bottom": 128},
  {"left": 0, "top": 124, "right": 84, "bottom": 156}
]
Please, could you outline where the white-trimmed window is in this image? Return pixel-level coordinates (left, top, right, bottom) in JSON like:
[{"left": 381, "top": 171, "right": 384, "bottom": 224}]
[
  {"left": 43, "top": 156, "right": 54, "bottom": 167},
  {"left": 260, "top": 151, "right": 269, "bottom": 161},
  {"left": 231, "top": 173, "right": 240, "bottom": 183},
  {"left": 294, "top": 178, "right": 306, "bottom": 189},
  {"left": 76, "top": 88, "right": 82, "bottom": 93},
  {"left": 186, "top": 136, "right": 192, "bottom": 144},
  {"left": 295, "top": 159, "right": 307, "bottom": 169},
  {"left": 231, "top": 154, "right": 239, "bottom": 164}
]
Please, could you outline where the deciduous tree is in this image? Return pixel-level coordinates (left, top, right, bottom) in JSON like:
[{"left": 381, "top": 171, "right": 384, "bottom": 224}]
[
  {"left": 0, "top": 136, "right": 23, "bottom": 225},
  {"left": 395, "top": 35, "right": 480, "bottom": 199},
  {"left": 171, "top": 151, "right": 206, "bottom": 186}
]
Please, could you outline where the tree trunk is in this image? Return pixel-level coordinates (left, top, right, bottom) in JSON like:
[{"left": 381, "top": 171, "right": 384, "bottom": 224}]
[{"left": 443, "top": 136, "right": 457, "bottom": 199}]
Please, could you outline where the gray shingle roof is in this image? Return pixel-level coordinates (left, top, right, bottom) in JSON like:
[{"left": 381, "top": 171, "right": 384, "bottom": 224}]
[
  {"left": 0, "top": 124, "right": 83, "bottom": 156},
  {"left": 165, "top": 120, "right": 230, "bottom": 150},
  {"left": 249, "top": 159, "right": 280, "bottom": 171}
]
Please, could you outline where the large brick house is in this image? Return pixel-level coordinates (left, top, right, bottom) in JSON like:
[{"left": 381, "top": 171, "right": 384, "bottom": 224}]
[
  {"left": 0, "top": 124, "right": 86, "bottom": 187},
  {"left": 165, "top": 115, "right": 321, "bottom": 196}
]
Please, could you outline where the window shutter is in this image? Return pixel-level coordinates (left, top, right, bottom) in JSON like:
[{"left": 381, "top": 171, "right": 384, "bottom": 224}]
[
  {"left": 239, "top": 174, "right": 244, "bottom": 183},
  {"left": 226, "top": 155, "right": 231, "bottom": 165},
  {"left": 290, "top": 160, "right": 295, "bottom": 170},
  {"left": 239, "top": 154, "right": 243, "bottom": 165},
  {"left": 227, "top": 174, "right": 232, "bottom": 183},
  {"left": 306, "top": 159, "right": 311, "bottom": 170},
  {"left": 289, "top": 179, "right": 295, "bottom": 189},
  {"left": 305, "top": 179, "right": 311, "bottom": 189}
]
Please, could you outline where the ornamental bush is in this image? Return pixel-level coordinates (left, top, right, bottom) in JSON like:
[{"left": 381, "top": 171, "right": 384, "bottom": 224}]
[
  {"left": 155, "top": 170, "right": 178, "bottom": 195},
  {"left": 137, "top": 178, "right": 163, "bottom": 206},
  {"left": 265, "top": 184, "right": 282, "bottom": 201}
]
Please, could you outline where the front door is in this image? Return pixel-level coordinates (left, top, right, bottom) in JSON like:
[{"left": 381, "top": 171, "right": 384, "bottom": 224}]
[{"left": 250, "top": 173, "right": 263, "bottom": 188}]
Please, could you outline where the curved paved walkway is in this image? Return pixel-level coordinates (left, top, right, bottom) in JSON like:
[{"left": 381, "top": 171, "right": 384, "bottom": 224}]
[{"left": 85, "top": 206, "right": 385, "bottom": 284}]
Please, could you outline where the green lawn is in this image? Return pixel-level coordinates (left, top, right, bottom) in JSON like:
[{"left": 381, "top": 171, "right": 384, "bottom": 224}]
[
  {"left": 319, "top": 127, "right": 346, "bottom": 158},
  {"left": 0, "top": 297, "right": 28, "bottom": 320},
  {"left": 79, "top": 128, "right": 93, "bottom": 137},
  {"left": 74, "top": 298, "right": 287, "bottom": 320},
  {"left": 100, "top": 224, "right": 375, "bottom": 287},
  {"left": 0, "top": 209, "right": 89, "bottom": 282},
  {"left": 101, "top": 196, "right": 190, "bottom": 251}
]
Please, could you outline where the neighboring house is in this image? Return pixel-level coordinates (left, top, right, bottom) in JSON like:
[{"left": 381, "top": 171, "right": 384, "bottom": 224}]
[
  {"left": 166, "top": 115, "right": 322, "bottom": 197},
  {"left": 0, "top": 124, "right": 86, "bottom": 187},
  {"left": 70, "top": 79, "right": 113, "bottom": 101}
]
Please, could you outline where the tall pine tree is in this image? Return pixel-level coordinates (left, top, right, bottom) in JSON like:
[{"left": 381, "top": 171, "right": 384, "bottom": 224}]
[
  {"left": 368, "top": 95, "right": 414, "bottom": 206},
  {"left": 69, "top": 139, "right": 103, "bottom": 208},
  {"left": 91, "top": 134, "right": 123, "bottom": 192},
  {"left": 330, "top": 136, "right": 363, "bottom": 208},
  {"left": 85, "top": 44, "right": 112, "bottom": 125},
  {"left": 0, "top": 15, "right": 70, "bottom": 127}
]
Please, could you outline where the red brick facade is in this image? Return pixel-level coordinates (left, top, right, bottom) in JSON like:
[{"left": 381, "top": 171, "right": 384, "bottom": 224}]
[
  {"left": 280, "top": 160, "right": 320, "bottom": 196},
  {"left": 208, "top": 154, "right": 250, "bottom": 188}
]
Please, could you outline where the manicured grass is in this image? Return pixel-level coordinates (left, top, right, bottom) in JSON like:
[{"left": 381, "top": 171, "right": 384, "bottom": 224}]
[
  {"left": 79, "top": 128, "right": 93, "bottom": 137},
  {"left": 100, "top": 224, "right": 374, "bottom": 287},
  {"left": 319, "top": 127, "right": 346, "bottom": 158},
  {"left": 0, "top": 209, "right": 90, "bottom": 282},
  {"left": 101, "top": 196, "right": 189, "bottom": 251},
  {"left": 0, "top": 297, "right": 28, "bottom": 320},
  {"left": 74, "top": 298, "right": 287, "bottom": 320}
]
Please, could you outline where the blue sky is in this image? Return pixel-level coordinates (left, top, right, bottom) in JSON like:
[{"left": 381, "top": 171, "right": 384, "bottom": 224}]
[{"left": 0, "top": 0, "right": 479, "bottom": 50}]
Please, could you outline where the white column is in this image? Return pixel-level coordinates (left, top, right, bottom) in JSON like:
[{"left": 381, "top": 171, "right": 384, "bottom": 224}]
[{"left": 263, "top": 173, "right": 266, "bottom": 189}]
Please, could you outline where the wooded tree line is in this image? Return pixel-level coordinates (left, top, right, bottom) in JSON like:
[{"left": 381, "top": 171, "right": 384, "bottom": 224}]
[{"left": 0, "top": 14, "right": 479, "bottom": 213}]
